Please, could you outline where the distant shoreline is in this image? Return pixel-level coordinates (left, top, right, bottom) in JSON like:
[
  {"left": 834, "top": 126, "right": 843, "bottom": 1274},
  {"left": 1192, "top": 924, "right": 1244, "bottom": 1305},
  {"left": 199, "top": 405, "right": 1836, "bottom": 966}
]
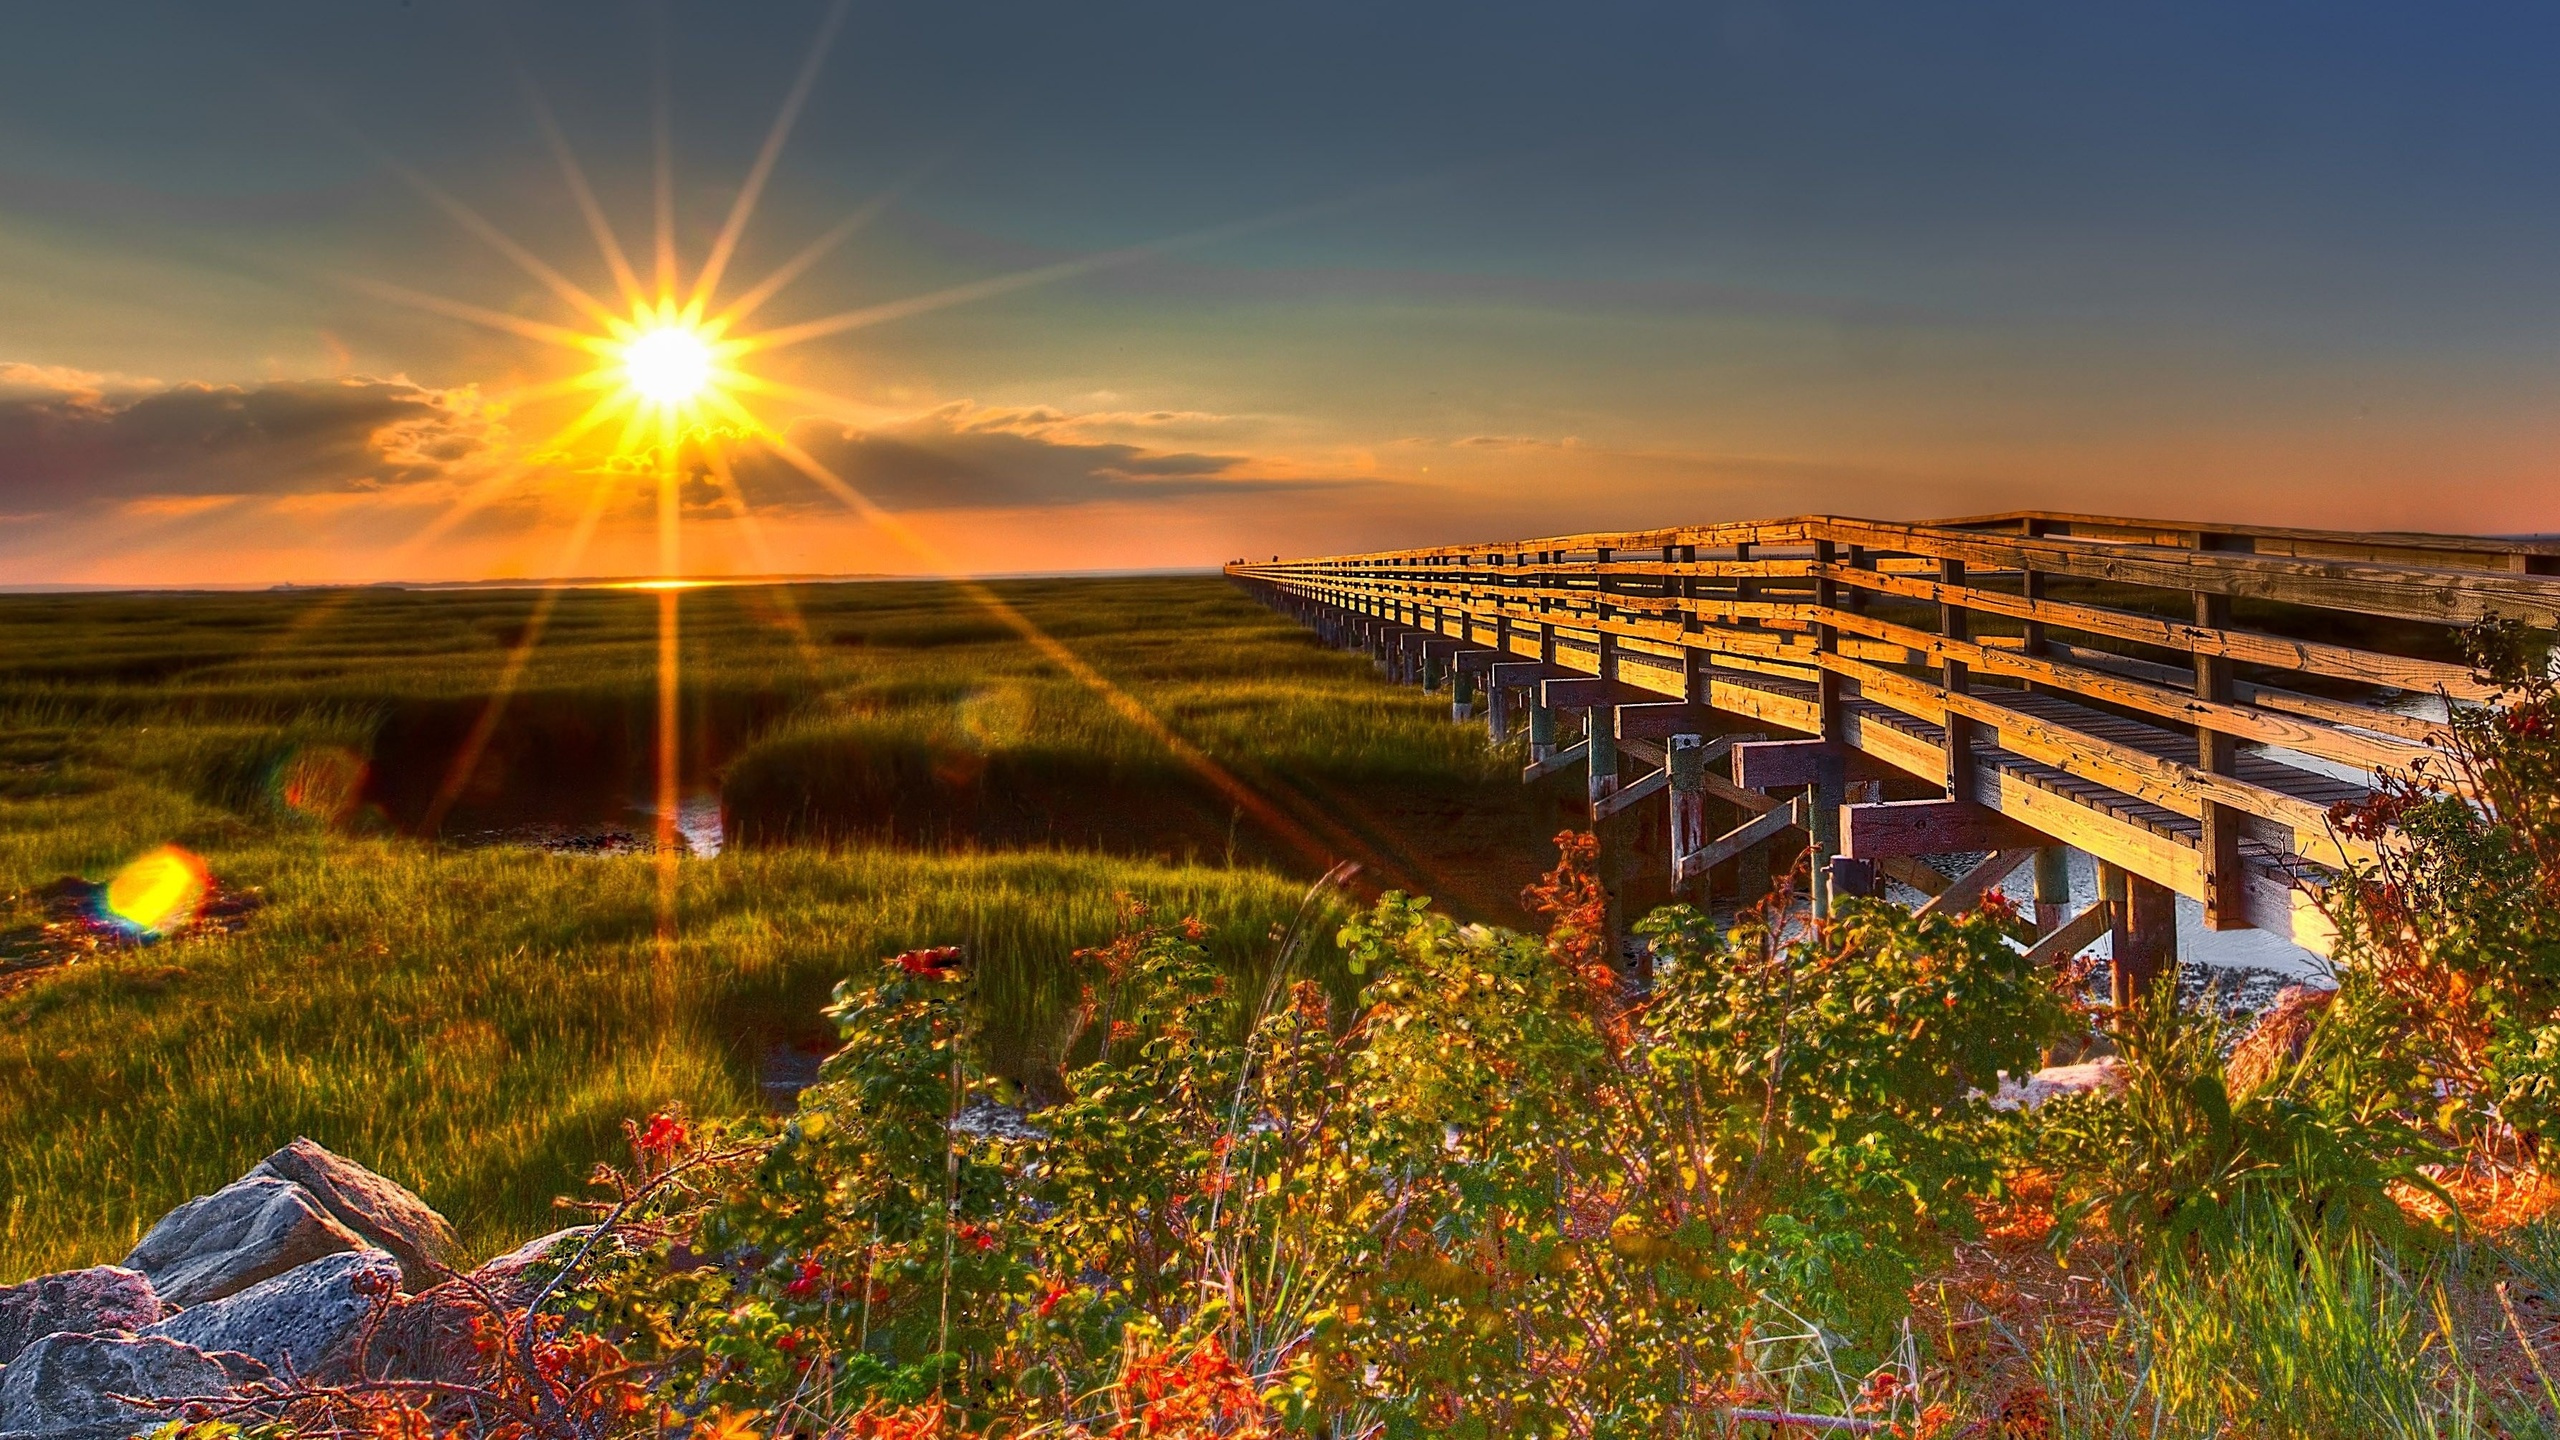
[{"left": 0, "top": 566, "right": 1226, "bottom": 596}]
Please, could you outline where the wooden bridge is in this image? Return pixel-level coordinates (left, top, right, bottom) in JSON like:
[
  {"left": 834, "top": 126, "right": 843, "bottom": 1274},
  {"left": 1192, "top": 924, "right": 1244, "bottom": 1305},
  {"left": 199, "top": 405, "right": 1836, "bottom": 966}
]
[{"left": 1227, "top": 512, "right": 2560, "bottom": 999}]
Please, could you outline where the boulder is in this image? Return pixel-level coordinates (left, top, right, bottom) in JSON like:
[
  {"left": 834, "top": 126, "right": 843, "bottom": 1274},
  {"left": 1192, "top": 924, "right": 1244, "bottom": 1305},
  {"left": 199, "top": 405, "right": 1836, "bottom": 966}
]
[
  {"left": 1989, "top": 1058, "right": 2126, "bottom": 1111},
  {"left": 249, "top": 1139, "right": 458, "bottom": 1292},
  {"left": 0, "top": 1331, "right": 267, "bottom": 1440},
  {"left": 121, "top": 1175, "right": 366, "bottom": 1308},
  {"left": 469, "top": 1226, "right": 587, "bottom": 1302},
  {"left": 2227, "top": 984, "right": 2337, "bottom": 1095},
  {"left": 360, "top": 1228, "right": 586, "bottom": 1389},
  {"left": 145, "top": 1249, "right": 400, "bottom": 1383},
  {"left": 0, "top": 1267, "right": 163, "bottom": 1367}
]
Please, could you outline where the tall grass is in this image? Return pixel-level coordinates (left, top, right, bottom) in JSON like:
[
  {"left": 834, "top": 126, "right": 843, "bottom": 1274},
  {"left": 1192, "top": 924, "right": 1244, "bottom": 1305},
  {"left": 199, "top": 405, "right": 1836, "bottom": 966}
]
[
  {"left": 0, "top": 830, "right": 1334, "bottom": 1282},
  {"left": 2, "top": 577, "right": 1478, "bottom": 1282},
  {"left": 2038, "top": 1213, "right": 2544, "bottom": 1439}
]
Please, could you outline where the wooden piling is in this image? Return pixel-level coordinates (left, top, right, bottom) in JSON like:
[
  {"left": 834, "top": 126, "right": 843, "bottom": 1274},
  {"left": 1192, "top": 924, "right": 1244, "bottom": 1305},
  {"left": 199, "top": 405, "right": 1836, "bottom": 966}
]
[{"left": 2033, "top": 847, "right": 2072, "bottom": 934}]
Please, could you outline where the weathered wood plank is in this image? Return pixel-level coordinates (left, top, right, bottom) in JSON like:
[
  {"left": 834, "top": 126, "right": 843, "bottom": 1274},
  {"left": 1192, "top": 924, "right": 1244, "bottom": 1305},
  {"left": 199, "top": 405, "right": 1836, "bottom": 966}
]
[
  {"left": 1916, "top": 849, "right": 2039, "bottom": 917},
  {"left": 2021, "top": 902, "right": 2115, "bottom": 966},
  {"left": 1822, "top": 562, "right": 2493, "bottom": 700},
  {"left": 1522, "top": 738, "right": 1590, "bottom": 783},
  {"left": 1681, "top": 798, "right": 1805, "bottom": 881},
  {"left": 1615, "top": 702, "right": 1722, "bottom": 740},
  {"left": 1731, "top": 738, "right": 1904, "bottom": 790},
  {"left": 1593, "top": 765, "right": 1671, "bottom": 821},
  {"left": 1843, "top": 799, "right": 2047, "bottom": 860}
]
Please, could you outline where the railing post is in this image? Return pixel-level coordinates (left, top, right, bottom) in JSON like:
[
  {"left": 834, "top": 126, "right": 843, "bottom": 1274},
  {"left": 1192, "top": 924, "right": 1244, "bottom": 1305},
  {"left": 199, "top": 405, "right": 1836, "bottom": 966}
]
[
  {"left": 1811, "top": 535, "right": 1845, "bottom": 917},
  {"left": 2195, "top": 534, "right": 2249, "bottom": 929},
  {"left": 1940, "top": 557, "right": 1976, "bottom": 800}
]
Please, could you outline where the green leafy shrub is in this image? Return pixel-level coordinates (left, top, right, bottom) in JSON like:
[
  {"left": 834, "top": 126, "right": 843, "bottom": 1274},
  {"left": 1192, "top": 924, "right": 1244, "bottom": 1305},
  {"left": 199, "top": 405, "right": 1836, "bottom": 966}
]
[
  {"left": 2323, "top": 619, "right": 2560, "bottom": 1149},
  {"left": 573, "top": 842, "right": 2075, "bottom": 1434},
  {"left": 2038, "top": 975, "right": 2443, "bottom": 1257}
]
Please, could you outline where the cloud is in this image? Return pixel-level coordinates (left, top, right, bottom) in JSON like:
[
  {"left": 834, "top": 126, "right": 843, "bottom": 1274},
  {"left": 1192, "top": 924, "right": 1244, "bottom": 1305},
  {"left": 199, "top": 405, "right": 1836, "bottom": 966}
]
[
  {"left": 726, "top": 401, "right": 1361, "bottom": 512},
  {"left": 0, "top": 367, "right": 500, "bottom": 513},
  {"left": 1451, "top": 434, "right": 1582, "bottom": 450},
  {"left": 0, "top": 365, "right": 1370, "bottom": 536}
]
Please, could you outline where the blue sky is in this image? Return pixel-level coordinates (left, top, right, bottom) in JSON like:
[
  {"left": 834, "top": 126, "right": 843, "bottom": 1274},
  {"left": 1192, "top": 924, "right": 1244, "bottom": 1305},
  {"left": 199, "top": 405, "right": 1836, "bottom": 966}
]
[{"left": 2, "top": 2, "right": 2555, "bottom": 582}]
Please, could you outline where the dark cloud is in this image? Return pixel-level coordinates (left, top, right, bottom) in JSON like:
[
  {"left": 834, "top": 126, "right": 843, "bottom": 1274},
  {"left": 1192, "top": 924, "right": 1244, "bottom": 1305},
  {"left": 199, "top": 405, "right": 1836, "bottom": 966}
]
[
  {"left": 0, "top": 364, "right": 1365, "bottom": 526},
  {"left": 728, "top": 407, "right": 1355, "bottom": 512},
  {"left": 0, "top": 367, "right": 493, "bottom": 511}
]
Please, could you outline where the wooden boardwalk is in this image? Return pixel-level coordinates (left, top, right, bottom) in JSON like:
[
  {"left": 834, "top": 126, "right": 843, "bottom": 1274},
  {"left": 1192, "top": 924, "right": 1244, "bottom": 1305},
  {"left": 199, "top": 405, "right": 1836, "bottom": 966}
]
[{"left": 1227, "top": 511, "right": 2560, "bottom": 985}]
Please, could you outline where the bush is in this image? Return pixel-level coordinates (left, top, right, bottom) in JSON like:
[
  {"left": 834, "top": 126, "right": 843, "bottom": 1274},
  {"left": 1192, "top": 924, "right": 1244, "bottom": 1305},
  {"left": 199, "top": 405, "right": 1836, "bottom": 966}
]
[
  {"left": 552, "top": 839, "right": 2074, "bottom": 1435},
  {"left": 2036, "top": 975, "right": 2443, "bottom": 1258},
  {"left": 2324, "top": 619, "right": 2560, "bottom": 1151}
]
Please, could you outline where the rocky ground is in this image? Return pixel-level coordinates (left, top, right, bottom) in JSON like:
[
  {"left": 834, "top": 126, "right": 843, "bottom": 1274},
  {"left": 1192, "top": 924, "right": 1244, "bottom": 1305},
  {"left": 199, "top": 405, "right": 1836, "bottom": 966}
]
[{"left": 0, "top": 1140, "right": 579, "bottom": 1440}]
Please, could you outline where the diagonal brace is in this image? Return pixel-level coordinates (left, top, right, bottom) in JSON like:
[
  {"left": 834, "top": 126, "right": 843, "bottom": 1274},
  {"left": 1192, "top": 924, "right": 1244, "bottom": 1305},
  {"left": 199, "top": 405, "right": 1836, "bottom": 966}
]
[
  {"left": 1522, "top": 738, "right": 1589, "bottom": 784},
  {"left": 1914, "top": 848, "right": 2039, "bottom": 918},
  {"left": 1677, "top": 797, "right": 1804, "bottom": 884}
]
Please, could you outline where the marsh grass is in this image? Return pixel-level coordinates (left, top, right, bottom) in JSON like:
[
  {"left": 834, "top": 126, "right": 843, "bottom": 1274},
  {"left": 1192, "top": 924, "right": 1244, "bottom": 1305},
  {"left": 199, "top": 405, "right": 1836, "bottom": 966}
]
[
  {"left": 2037, "top": 1213, "right": 2557, "bottom": 1439},
  {"left": 0, "top": 575, "right": 1520, "bottom": 1282},
  {"left": 0, "top": 823, "right": 1337, "bottom": 1281}
]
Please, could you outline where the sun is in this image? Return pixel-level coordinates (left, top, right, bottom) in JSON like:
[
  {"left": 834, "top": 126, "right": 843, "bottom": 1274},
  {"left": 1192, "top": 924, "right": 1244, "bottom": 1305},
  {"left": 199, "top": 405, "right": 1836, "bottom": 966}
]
[{"left": 621, "top": 322, "right": 716, "bottom": 408}]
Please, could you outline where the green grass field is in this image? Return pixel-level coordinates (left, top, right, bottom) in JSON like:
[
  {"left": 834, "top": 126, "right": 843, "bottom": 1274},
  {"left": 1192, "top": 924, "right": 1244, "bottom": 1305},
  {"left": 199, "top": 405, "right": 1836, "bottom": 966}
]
[{"left": 0, "top": 575, "right": 1576, "bottom": 1281}]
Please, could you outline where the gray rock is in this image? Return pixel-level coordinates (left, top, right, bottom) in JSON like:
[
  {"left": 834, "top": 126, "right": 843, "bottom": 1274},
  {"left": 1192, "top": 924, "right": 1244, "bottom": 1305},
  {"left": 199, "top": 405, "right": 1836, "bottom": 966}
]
[
  {"left": 0, "top": 1330, "right": 267, "bottom": 1440},
  {"left": 145, "top": 1249, "right": 399, "bottom": 1383},
  {"left": 470, "top": 1226, "right": 587, "bottom": 1302},
  {"left": 121, "top": 1175, "right": 366, "bottom": 1308},
  {"left": 1988, "top": 1057, "right": 2127, "bottom": 1112},
  {"left": 361, "top": 1228, "right": 586, "bottom": 1392},
  {"left": 249, "top": 1138, "right": 459, "bottom": 1292},
  {"left": 0, "top": 1267, "right": 163, "bottom": 1368},
  {"left": 950, "top": 1099, "right": 1045, "bottom": 1142}
]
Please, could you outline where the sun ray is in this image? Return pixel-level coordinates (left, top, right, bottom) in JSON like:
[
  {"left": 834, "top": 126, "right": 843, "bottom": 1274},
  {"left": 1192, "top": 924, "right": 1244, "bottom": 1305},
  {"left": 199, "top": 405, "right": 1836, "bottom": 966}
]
[
  {"left": 703, "top": 392, "right": 1379, "bottom": 869},
  {"left": 372, "top": 154, "right": 626, "bottom": 332},
  {"left": 696, "top": 437, "right": 827, "bottom": 671},
  {"left": 685, "top": 0, "right": 854, "bottom": 321},
  {"left": 732, "top": 197, "right": 1346, "bottom": 356},
  {"left": 719, "top": 372, "right": 901, "bottom": 427},
  {"left": 649, "top": 3, "right": 680, "bottom": 301},
  {"left": 710, "top": 183, "right": 910, "bottom": 333},
  {"left": 513, "top": 59, "right": 650, "bottom": 313},
  {"left": 341, "top": 276, "right": 618, "bottom": 355},
  {"left": 419, "top": 469, "right": 621, "bottom": 836},
  {"left": 394, "top": 390, "right": 632, "bottom": 557}
]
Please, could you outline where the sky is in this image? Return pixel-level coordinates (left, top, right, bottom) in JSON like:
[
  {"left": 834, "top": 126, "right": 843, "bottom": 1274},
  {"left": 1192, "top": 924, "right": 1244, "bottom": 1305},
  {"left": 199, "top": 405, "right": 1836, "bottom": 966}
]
[{"left": 3, "top": 1, "right": 2558, "bottom": 586}]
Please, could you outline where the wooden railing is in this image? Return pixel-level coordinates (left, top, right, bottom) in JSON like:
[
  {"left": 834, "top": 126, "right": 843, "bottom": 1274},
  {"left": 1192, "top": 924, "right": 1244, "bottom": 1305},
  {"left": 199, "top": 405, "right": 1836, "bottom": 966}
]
[{"left": 1228, "top": 511, "right": 2560, "bottom": 966}]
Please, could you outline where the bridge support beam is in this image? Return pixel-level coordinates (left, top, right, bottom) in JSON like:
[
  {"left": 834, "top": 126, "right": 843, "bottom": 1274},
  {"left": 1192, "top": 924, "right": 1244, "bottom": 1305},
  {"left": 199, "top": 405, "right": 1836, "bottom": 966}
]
[
  {"left": 1810, "top": 747, "right": 1846, "bottom": 919},
  {"left": 1731, "top": 739, "right": 1900, "bottom": 792},
  {"left": 2099, "top": 861, "right": 2179, "bottom": 1009},
  {"left": 2033, "top": 847, "right": 2073, "bottom": 933},
  {"left": 1587, "top": 707, "right": 1619, "bottom": 817},
  {"left": 1669, "top": 734, "right": 1708, "bottom": 899},
  {"left": 1527, "top": 703, "right": 1558, "bottom": 763},
  {"left": 1841, "top": 799, "right": 2045, "bottom": 861}
]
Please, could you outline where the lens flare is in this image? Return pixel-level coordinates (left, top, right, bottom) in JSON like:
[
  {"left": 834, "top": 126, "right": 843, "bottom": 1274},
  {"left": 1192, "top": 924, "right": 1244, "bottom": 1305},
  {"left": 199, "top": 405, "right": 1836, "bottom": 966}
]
[
  {"left": 276, "top": 746, "right": 368, "bottom": 824},
  {"left": 105, "top": 846, "right": 211, "bottom": 936},
  {"left": 620, "top": 323, "right": 716, "bottom": 407}
]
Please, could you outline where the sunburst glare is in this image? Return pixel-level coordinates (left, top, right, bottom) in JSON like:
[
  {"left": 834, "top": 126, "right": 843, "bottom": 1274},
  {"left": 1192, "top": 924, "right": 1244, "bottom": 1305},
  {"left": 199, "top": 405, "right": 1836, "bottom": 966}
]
[{"left": 618, "top": 319, "right": 719, "bottom": 409}]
